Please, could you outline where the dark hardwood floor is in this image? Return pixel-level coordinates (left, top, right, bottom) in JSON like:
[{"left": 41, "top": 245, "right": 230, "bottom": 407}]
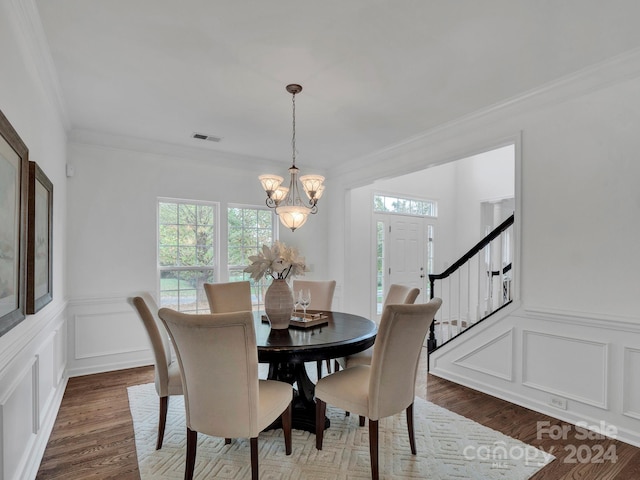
[{"left": 36, "top": 361, "right": 640, "bottom": 479}]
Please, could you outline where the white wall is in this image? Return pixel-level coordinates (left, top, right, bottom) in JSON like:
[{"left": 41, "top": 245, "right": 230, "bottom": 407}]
[
  {"left": 329, "top": 51, "right": 640, "bottom": 446},
  {"left": 453, "top": 145, "right": 515, "bottom": 258},
  {"left": 0, "top": 1, "right": 68, "bottom": 479},
  {"left": 65, "top": 141, "right": 329, "bottom": 375}
]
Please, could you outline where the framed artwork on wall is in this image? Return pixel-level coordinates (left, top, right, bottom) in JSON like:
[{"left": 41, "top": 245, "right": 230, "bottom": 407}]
[
  {"left": 27, "top": 161, "right": 53, "bottom": 314},
  {"left": 0, "top": 109, "right": 29, "bottom": 336}
]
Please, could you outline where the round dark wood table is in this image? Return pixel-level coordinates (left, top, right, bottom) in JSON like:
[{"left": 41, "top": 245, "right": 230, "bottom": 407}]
[{"left": 254, "top": 310, "right": 377, "bottom": 433}]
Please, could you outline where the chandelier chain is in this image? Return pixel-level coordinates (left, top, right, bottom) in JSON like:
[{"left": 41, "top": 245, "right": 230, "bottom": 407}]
[{"left": 291, "top": 92, "right": 297, "bottom": 166}]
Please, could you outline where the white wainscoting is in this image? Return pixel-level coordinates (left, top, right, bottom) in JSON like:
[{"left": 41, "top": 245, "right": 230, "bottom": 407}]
[
  {"left": 0, "top": 304, "right": 67, "bottom": 480},
  {"left": 623, "top": 347, "right": 640, "bottom": 420},
  {"left": 67, "top": 295, "right": 154, "bottom": 377},
  {"left": 453, "top": 328, "right": 514, "bottom": 381},
  {"left": 0, "top": 357, "right": 37, "bottom": 480},
  {"left": 430, "top": 303, "right": 640, "bottom": 447},
  {"left": 522, "top": 330, "right": 608, "bottom": 409}
]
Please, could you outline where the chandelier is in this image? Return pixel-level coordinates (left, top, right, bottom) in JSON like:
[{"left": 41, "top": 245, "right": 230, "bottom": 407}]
[{"left": 259, "top": 84, "right": 325, "bottom": 232}]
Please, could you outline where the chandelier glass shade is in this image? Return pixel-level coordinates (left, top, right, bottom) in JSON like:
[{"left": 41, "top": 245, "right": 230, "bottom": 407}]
[{"left": 259, "top": 84, "right": 325, "bottom": 232}]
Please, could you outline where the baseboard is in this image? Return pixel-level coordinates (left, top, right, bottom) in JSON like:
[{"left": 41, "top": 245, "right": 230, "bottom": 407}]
[
  {"left": 429, "top": 367, "right": 640, "bottom": 449},
  {"left": 67, "top": 358, "right": 153, "bottom": 378}
]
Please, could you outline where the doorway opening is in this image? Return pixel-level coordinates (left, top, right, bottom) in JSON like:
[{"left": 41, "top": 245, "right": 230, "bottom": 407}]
[{"left": 369, "top": 144, "right": 515, "bottom": 320}]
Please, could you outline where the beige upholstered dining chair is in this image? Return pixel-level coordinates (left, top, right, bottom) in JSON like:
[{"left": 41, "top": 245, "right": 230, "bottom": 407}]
[
  {"left": 315, "top": 298, "right": 442, "bottom": 480},
  {"left": 292, "top": 279, "right": 336, "bottom": 378},
  {"left": 128, "top": 293, "right": 183, "bottom": 450},
  {"left": 157, "top": 308, "right": 293, "bottom": 480},
  {"left": 204, "top": 280, "right": 253, "bottom": 313},
  {"left": 334, "top": 284, "right": 420, "bottom": 372}
]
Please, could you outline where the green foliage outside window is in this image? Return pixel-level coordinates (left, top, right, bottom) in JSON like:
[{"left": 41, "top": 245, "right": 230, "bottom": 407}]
[
  {"left": 158, "top": 201, "right": 216, "bottom": 313},
  {"left": 373, "top": 194, "right": 437, "bottom": 217},
  {"left": 227, "top": 206, "right": 275, "bottom": 309}
]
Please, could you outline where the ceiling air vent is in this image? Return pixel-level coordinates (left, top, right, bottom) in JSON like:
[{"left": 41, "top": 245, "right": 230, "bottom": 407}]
[{"left": 192, "top": 132, "right": 222, "bottom": 142}]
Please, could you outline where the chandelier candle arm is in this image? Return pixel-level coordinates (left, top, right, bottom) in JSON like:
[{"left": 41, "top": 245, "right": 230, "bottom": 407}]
[{"left": 258, "top": 83, "right": 325, "bottom": 232}]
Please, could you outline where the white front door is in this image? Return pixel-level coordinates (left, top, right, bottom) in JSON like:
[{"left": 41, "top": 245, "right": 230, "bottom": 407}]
[
  {"left": 387, "top": 216, "right": 429, "bottom": 303},
  {"left": 374, "top": 213, "right": 436, "bottom": 319}
]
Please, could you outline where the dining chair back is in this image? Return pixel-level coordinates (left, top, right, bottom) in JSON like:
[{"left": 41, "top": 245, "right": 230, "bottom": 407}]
[
  {"left": 315, "top": 298, "right": 442, "bottom": 480},
  {"left": 382, "top": 283, "right": 420, "bottom": 309},
  {"left": 291, "top": 279, "right": 336, "bottom": 310},
  {"left": 204, "top": 280, "right": 252, "bottom": 313},
  {"left": 157, "top": 308, "right": 292, "bottom": 480},
  {"left": 335, "top": 283, "right": 420, "bottom": 371},
  {"left": 292, "top": 279, "right": 336, "bottom": 378},
  {"left": 128, "top": 293, "right": 183, "bottom": 449}
]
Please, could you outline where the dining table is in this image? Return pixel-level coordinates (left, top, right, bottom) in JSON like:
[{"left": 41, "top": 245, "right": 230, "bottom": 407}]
[{"left": 254, "top": 310, "right": 377, "bottom": 433}]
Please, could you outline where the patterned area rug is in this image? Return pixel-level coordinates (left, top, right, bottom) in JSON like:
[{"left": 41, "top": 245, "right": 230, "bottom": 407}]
[{"left": 129, "top": 383, "right": 554, "bottom": 479}]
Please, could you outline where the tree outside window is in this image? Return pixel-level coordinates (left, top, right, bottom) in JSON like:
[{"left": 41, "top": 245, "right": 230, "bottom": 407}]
[
  {"left": 158, "top": 200, "right": 217, "bottom": 313},
  {"left": 228, "top": 206, "right": 276, "bottom": 310}
]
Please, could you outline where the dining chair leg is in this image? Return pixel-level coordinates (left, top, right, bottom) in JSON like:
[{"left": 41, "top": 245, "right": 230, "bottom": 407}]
[
  {"left": 359, "top": 415, "right": 365, "bottom": 427},
  {"left": 225, "top": 438, "right": 231, "bottom": 444},
  {"left": 325, "top": 359, "right": 332, "bottom": 374},
  {"left": 250, "top": 437, "right": 259, "bottom": 480},
  {"left": 185, "top": 428, "right": 197, "bottom": 480},
  {"left": 316, "top": 360, "right": 323, "bottom": 379},
  {"left": 406, "top": 403, "right": 416, "bottom": 454},
  {"left": 157, "top": 396, "right": 169, "bottom": 450},
  {"left": 282, "top": 402, "right": 292, "bottom": 455},
  {"left": 369, "top": 419, "right": 379, "bottom": 480},
  {"left": 315, "top": 399, "right": 326, "bottom": 449},
  {"left": 333, "top": 360, "right": 340, "bottom": 372}
]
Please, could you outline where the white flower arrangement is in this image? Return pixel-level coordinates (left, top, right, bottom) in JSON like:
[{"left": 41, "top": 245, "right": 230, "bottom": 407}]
[{"left": 243, "top": 241, "right": 306, "bottom": 281}]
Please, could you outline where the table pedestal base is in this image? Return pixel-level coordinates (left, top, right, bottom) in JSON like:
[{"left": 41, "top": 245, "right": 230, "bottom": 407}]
[{"left": 265, "top": 361, "right": 329, "bottom": 433}]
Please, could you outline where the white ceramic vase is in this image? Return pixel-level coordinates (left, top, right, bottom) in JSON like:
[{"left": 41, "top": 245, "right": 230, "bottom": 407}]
[{"left": 264, "top": 279, "right": 294, "bottom": 329}]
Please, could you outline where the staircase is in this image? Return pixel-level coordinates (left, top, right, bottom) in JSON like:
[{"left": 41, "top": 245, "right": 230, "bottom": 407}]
[{"left": 427, "top": 214, "right": 514, "bottom": 352}]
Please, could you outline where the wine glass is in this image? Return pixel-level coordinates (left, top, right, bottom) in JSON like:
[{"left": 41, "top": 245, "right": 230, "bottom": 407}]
[
  {"left": 298, "top": 289, "right": 311, "bottom": 317},
  {"left": 293, "top": 291, "right": 301, "bottom": 314}
]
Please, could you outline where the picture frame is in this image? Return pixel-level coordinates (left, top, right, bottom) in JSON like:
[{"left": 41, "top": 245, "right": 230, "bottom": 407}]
[
  {"left": 27, "top": 161, "right": 53, "bottom": 314},
  {"left": 0, "top": 109, "right": 29, "bottom": 336}
]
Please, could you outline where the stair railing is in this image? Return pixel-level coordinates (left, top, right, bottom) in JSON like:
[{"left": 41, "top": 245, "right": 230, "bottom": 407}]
[{"left": 427, "top": 214, "right": 514, "bottom": 351}]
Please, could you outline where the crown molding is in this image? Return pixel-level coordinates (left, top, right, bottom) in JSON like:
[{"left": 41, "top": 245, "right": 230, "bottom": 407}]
[
  {"left": 330, "top": 46, "right": 640, "bottom": 183},
  {"left": 7, "top": 0, "right": 70, "bottom": 130},
  {"left": 68, "top": 128, "right": 319, "bottom": 174}
]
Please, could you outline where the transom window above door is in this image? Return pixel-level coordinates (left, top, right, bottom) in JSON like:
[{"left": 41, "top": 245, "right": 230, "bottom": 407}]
[{"left": 373, "top": 194, "right": 437, "bottom": 217}]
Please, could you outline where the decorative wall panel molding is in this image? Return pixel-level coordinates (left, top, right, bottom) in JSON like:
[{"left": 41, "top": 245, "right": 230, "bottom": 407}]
[
  {"left": 454, "top": 329, "right": 514, "bottom": 381},
  {"left": 522, "top": 330, "right": 608, "bottom": 409},
  {"left": 623, "top": 347, "right": 640, "bottom": 420},
  {"left": 36, "top": 333, "right": 56, "bottom": 429},
  {"left": 0, "top": 357, "right": 37, "bottom": 480},
  {"left": 74, "top": 310, "right": 148, "bottom": 359},
  {"left": 523, "top": 306, "right": 640, "bottom": 333}
]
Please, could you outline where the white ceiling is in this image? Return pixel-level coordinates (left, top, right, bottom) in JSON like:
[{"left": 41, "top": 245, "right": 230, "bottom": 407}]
[{"left": 35, "top": 0, "right": 640, "bottom": 171}]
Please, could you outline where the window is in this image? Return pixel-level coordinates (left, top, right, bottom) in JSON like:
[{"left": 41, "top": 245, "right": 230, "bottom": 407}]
[
  {"left": 426, "top": 224, "right": 434, "bottom": 298},
  {"left": 158, "top": 200, "right": 217, "bottom": 313},
  {"left": 373, "top": 194, "right": 437, "bottom": 217},
  {"left": 227, "top": 206, "right": 276, "bottom": 310},
  {"left": 376, "top": 221, "right": 385, "bottom": 314}
]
